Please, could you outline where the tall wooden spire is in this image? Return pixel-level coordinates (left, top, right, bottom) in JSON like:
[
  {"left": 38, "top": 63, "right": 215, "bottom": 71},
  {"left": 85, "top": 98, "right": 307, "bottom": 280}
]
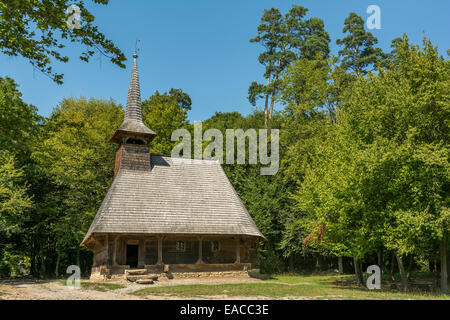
[{"left": 110, "top": 52, "right": 156, "bottom": 143}]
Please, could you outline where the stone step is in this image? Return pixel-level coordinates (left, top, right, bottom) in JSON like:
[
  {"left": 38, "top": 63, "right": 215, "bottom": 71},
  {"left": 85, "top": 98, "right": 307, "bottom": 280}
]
[
  {"left": 136, "top": 279, "right": 154, "bottom": 285},
  {"left": 126, "top": 274, "right": 159, "bottom": 282},
  {"left": 125, "top": 269, "right": 148, "bottom": 276}
]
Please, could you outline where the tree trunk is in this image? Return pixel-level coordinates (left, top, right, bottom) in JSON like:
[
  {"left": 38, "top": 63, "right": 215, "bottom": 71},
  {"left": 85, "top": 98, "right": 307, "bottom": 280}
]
[
  {"left": 288, "top": 255, "right": 294, "bottom": 273},
  {"left": 268, "top": 93, "right": 275, "bottom": 122},
  {"left": 39, "top": 255, "right": 46, "bottom": 279},
  {"left": 440, "top": 235, "right": 448, "bottom": 294},
  {"left": 30, "top": 239, "right": 38, "bottom": 278},
  {"left": 76, "top": 247, "right": 80, "bottom": 268},
  {"left": 264, "top": 94, "right": 269, "bottom": 128},
  {"left": 389, "top": 253, "right": 396, "bottom": 282},
  {"left": 406, "top": 255, "right": 414, "bottom": 281},
  {"left": 396, "top": 254, "right": 409, "bottom": 291},
  {"left": 377, "top": 247, "right": 383, "bottom": 275},
  {"left": 263, "top": 76, "right": 271, "bottom": 128},
  {"left": 55, "top": 250, "right": 61, "bottom": 278},
  {"left": 353, "top": 257, "right": 363, "bottom": 286},
  {"left": 267, "top": 51, "right": 284, "bottom": 124},
  {"left": 338, "top": 256, "right": 344, "bottom": 274},
  {"left": 431, "top": 260, "right": 440, "bottom": 289},
  {"left": 447, "top": 240, "right": 450, "bottom": 290}
]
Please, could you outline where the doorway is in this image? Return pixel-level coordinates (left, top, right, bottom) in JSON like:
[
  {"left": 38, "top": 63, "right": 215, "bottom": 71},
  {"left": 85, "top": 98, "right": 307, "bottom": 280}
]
[{"left": 126, "top": 244, "right": 139, "bottom": 268}]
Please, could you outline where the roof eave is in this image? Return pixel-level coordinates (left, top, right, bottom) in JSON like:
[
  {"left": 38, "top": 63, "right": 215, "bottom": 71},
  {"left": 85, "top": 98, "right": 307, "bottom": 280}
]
[{"left": 109, "top": 129, "right": 157, "bottom": 143}]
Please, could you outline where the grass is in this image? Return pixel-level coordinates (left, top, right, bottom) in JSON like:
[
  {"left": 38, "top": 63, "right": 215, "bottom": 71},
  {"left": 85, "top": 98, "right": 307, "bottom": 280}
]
[
  {"left": 59, "top": 280, "right": 125, "bottom": 292},
  {"left": 0, "top": 292, "right": 9, "bottom": 300},
  {"left": 131, "top": 273, "right": 450, "bottom": 300}
]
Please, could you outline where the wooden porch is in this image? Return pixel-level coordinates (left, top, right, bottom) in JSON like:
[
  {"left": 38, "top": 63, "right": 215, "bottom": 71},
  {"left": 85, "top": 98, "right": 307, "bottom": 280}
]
[{"left": 85, "top": 234, "right": 259, "bottom": 275}]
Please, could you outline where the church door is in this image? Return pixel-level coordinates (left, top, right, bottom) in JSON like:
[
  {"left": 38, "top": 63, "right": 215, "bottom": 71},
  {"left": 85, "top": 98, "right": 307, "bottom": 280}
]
[{"left": 126, "top": 244, "right": 139, "bottom": 268}]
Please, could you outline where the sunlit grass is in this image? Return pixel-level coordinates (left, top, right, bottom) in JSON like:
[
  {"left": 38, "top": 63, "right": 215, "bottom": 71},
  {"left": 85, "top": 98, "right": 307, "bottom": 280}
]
[
  {"left": 131, "top": 273, "right": 450, "bottom": 300},
  {"left": 59, "top": 280, "right": 125, "bottom": 292}
]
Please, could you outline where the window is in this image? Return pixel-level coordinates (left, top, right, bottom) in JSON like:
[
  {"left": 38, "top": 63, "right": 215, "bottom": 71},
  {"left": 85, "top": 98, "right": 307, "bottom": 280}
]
[
  {"left": 176, "top": 241, "right": 185, "bottom": 252},
  {"left": 126, "top": 138, "right": 145, "bottom": 145},
  {"left": 211, "top": 241, "right": 220, "bottom": 252}
]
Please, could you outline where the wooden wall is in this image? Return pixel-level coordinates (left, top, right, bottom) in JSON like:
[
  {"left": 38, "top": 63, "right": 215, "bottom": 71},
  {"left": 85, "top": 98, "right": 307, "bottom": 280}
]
[{"left": 91, "top": 234, "right": 259, "bottom": 267}]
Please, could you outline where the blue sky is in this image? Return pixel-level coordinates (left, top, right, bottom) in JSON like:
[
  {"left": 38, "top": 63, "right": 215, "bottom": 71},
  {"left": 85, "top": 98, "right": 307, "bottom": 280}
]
[{"left": 1, "top": 0, "right": 449, "bottom": 122}]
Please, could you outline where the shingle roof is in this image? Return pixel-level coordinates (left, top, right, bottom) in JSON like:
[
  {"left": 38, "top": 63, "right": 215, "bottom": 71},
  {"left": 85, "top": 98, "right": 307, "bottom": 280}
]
[
  {"left": 81, "top": 155, "right": 264, "bottom": 245},
  {"left": 110, "top": 53, "right": 156, "bottom": 143}
]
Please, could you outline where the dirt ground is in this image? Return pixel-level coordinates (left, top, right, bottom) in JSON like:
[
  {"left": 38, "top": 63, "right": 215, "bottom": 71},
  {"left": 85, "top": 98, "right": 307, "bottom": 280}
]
[{"left": 0, "top": 276, "right": 264, "bottom": 300}]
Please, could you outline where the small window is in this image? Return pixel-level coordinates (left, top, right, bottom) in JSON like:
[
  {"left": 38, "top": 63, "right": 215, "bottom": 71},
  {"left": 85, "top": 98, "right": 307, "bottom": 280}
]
[
  {"left": 176, "top": 241, "right": 185, "bottom": 252},
  {"left": 126, "top": 138, "right": 144, "bottom": 145},
  {"left": 211, "top": 241, "right": 220, "bottom": 252}
]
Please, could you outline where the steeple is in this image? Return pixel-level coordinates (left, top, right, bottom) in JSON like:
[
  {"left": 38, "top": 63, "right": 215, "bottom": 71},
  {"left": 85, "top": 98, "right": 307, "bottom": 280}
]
[{"left": 110, "top": 52, "right": 157, "bottom": 144}]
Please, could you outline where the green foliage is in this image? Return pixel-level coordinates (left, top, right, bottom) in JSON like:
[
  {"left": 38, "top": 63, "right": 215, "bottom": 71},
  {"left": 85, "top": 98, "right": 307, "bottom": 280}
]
[
  {"left": 296, "top": 36, "right": 449, "bottom": 269},
  {"left": 78, "top": 281, "right": 125, "bottom": 291},
  {"left": 301, "top": 17, "right": 330, "bottom": 59},
  {"left": 336, "top": 12, "right": 386, "bottom": 76},
  {"left": 0, "top": 152, "right": 32, "bottom": 236},
  {"left": 131, "top": 274, "right": 450, "bottom": 299},
  {"left": 30, "top": 97, "right": 123, "bottom": 275},
  {"left": 0, "top": 5, "right": 448, "bottom": 291},
  {"left": 142, "top": 91, "right": 189, "bottom": 155},
  {"left": 0, "top": 248, "right": 30, "bottom": 276},
  {"left": 249, "top": 5, "right": 330, "bottom": 125},
  {"left": 168, "top": 88, "right": 192, "bottom": 111},
  {"left": 0, "top": 77, "right": 42, "bottom": 162},
  {"left": 0, "top": 0, "right": 125, "bottom": 84}
]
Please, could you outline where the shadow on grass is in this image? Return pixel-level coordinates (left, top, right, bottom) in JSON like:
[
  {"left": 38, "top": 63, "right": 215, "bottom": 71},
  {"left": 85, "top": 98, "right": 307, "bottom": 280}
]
[
  {"left": 0, "top": 278, "right": 57, "bottom": 285},
  {"left": 57, "top": 280, "right": 125, "bottom": 292},
  {"left": 257, "top": 272, "right": 445, "bottom": 299},
  {"left": 319, "top": 272, "right": 442, "bottom": 297}
]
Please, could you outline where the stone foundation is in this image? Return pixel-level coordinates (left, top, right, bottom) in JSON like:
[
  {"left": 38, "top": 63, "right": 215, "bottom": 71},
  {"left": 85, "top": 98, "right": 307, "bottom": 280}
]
[
  {"left": 90, "top": 263, "right": 251, "bottom": 281},
  {"left": 170, "top": 271, "right": 249, "bottom": 278}
]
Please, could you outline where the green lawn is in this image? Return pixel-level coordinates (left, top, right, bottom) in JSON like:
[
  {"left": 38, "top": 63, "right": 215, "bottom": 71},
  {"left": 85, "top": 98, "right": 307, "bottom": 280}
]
[
  {"left": 60, "top": 280, "right": 125, "bottom": 292},
  {"left": 131, "top": 274, "right": 450, "bottom": 300}
]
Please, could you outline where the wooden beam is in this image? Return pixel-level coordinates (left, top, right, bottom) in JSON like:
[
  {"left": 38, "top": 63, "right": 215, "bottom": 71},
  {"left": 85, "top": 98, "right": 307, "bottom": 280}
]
[
  {"left": 138, "top": 238, "right": 145, "bottom": 268},
  {"left": 106, "top": 234, "right": 109, "bottom": 266},
  {"left": 91, "top": 237, "right": 102, "bottom": 247},
  {"left": 234, "top": 237, "right": 241, "bottom": 264},
  {"left": 113, "top": 235, "right": 120, "bottom": 266},
  {"left": 196, "top": 236, "right": 204, "bottom": 264},
  {"left": 157, "top": 236, "right": 163, "bottom": 265}
]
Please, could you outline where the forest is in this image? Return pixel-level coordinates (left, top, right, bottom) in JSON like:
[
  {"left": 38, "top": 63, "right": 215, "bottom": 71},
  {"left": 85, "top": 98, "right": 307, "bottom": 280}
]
[{"left": 0, "top": 3, "right": 449, "bottom": 293}]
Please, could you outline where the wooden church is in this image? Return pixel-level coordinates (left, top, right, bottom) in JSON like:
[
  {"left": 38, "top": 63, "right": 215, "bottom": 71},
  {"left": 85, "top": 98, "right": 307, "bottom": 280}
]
[{"left": 81, "top": 53, "right": 264, "bottom": 279}]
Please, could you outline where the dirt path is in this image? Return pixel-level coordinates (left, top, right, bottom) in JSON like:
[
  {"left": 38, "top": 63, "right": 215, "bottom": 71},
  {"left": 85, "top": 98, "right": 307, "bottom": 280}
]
[
  {"left": 0, "top": 279, "right": 144, "bottom": 300},
  {"left": 0, "top": 276, "right": 263, "bottom": 300}
]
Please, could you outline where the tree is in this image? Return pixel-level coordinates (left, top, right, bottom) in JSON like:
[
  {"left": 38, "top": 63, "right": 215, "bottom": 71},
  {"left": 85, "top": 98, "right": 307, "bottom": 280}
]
[
  {"left": 31, "top": 97, "right": 123, "bottom": 276},
  {"left": 300, "top": 17, "right": 330, "bottom": 60},
  {"left": 0, "top": 76, "right": 41, "bottom": 277},
  {"left": 249, "top": 5, "right": 330, "bottom": 127},
  {"left": 203, "top": 110, "right": 291, "bottom": 273},
  {"left": 142, "top": 91, "right": 189, "bottom": 155},
  {"left": 0, "top": 152, "right": 32, "bottom": 276},
  {"left": 336, "top": 12, "right": 386, "bottom": 76},
  {"left": 169, "top": 88, "right": 192, "bottom": 111},
  {"left": 296, "top": 36, "right": 449, "bottom": 290},
  {"left": 0, "top": 77, "right": 42, "bottom": 163},
  {"left": 0, "top": 0, "right": 125, "bottom": 84}
]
